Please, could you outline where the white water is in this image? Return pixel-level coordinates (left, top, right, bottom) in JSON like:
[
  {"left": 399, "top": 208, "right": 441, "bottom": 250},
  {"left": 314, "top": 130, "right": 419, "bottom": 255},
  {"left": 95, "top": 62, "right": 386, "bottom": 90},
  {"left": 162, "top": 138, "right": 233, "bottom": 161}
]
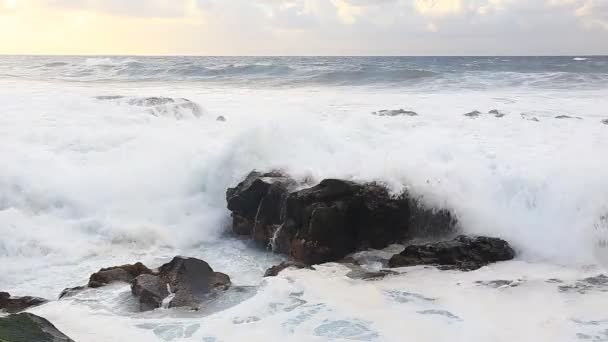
[{"left": 1, "top": 68, "right": 608, "bottom": 341}]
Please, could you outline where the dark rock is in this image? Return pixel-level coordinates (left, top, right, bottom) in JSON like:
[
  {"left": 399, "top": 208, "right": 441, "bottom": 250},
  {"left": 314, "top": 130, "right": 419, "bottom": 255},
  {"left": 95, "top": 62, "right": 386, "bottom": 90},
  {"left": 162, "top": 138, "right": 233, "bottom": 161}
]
[
  {"left": 88, "top": 262, "right": 152, "bottom": 288},
  {"left": 555, "top": 115, "right": 582, "bottom": 120},
  {"left": 373, "top": 109, "right": 418, "bottom": 117},
  {"left": 601, "top": 119, "right": 608, "bottom": 125},
  {"left": 216, "top": 115, "right": 226, "bottom": 122},
  {"left": 263, "top": 261, "right": 315, "bottom": 277},
  {"left": 0, "top": 292, "right": 47, "bottom": 314},
  {"left": 284, "top": 180, "right": 412, "bottom": 264},
  {"left": 521, "top": 113, "right": 540, "bottom": 122},
  {"left": 227, "top": 172, "right": 459, "bottom": 265},
  {"left": 58, "top": 286, "right": 86, "bottom": 299},
  {"left": 558, "top": 274, "right": 608, "bottom": 294},
  {"left": 0, "top": 313, "right": 74, "bottom": 342},
  {"left": 388, "top": 235, "right": 515, "bottom": 271},
  {"left": 131, "top": 257, "right": 231, "bottom": 311},
  {"left": 226, "top": 171, "right": 295, "bottom": 247},
  {"left": 345, "top": 268, "right": 398, "bottom": 281},
  {"left": 464, "top": 110, "right": 481, "bottom": 118}
]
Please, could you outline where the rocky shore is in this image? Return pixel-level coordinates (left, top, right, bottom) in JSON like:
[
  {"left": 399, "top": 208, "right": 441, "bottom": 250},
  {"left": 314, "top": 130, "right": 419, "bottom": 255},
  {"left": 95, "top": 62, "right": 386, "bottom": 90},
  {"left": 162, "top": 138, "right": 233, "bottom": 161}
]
[{"left": 1, "top": 171, "right": 517, "bottom": 341}]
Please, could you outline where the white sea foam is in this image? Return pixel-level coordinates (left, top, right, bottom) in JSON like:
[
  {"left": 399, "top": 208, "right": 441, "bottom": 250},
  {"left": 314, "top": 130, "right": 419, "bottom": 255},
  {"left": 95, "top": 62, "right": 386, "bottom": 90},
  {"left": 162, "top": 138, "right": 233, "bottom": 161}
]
[{"left": 1, "top": 56, "right": 608, "bottom": 340}]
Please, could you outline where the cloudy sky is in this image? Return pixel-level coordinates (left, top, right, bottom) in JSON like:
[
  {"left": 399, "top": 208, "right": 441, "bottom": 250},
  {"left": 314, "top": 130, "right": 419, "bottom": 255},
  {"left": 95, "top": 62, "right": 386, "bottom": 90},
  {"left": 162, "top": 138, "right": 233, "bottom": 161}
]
[{"left": 0, "top": 0, "right": 607, "bottom": 55}]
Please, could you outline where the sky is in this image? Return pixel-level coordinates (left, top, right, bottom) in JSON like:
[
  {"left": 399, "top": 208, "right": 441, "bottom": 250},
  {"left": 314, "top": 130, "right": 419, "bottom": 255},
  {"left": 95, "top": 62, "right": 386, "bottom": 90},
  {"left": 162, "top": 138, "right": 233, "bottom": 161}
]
[{"left": 0, "top": 0, "right": 607, "bottom": 55}]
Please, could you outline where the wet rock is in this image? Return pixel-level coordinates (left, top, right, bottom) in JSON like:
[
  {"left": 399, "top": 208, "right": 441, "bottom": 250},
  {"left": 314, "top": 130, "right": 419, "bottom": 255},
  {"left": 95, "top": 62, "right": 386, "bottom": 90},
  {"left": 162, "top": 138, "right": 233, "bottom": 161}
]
[
  {"left": 475, "top": 279, "right": 523, "bottom": 288},
  {"left": 555, "top": 115, "right": 582, "bottom": 120},
  {"left": 216, "top": 115, "right": 226, "bottom": 122},
  {"left": 58, "top": 286, "right": 86, "bottom": 299},
  {"left": 0, "top": 292, "right": 47, "bottom": 314},
  {"left": 601, "top": 119, "right": 608, "bottom": 125},
  {"left": 0, "top": 313, "right": 74, "bottom": 342},
  {"left": 227, "top": 172, "right": 459, "bottom": 265},
  {"left": 464, "top": 110, "right": 481, "bottom": 118},
  {"left": 521, "top": 113, "right": 540, "bottom": 122},
  {"left": 264, "top": 261, "right": 315, "bottom": 277},
  {"left": 489, "top": 109, "right": 506, "bottom": 118},
  {"left": 388, "top": 235, "right": 515, "bottom": 271},
  {"left": 226, "top": 171, "right": 296, "bottom": 247},
  {"left": 96, "top": 96, "right": 202, "bottom": 119},
  {"left": 284, "top": 180, "right": 412, "bottom": 264},
  {"left": 558, "top": 274, "right": 608, "bottom": 294},
  {"left": 373, "top": 109, "right": 418, "bottom": 117},
  {"left": 345, "top": 267, "right": 398, "bottom": 281},
  {"left": 131, "top": 257, "right": 231, "bottom": 311},
  {"left": 88, "top": 262, "right": 152, "bottom": 288}
]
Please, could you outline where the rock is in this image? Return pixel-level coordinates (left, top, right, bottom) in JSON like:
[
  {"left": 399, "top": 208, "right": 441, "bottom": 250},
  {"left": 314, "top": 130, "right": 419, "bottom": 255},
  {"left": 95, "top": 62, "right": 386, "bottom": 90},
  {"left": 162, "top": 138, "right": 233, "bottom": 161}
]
[
  {"left": 464, "top": 110, "right": 481, "bottom": 118},
  {"left": 0, "top": 313, "right": 74, "bottom": 342},
  {"left": 489, "top": 109, "right": 505, "bottom": 118},
  {"left": 96, "top": 96, "right": 202, "bottom": 119},
  {"left": 373, "top": 109, "right": 418, "bottom": 117},
  {"left": 558, "top": 274, "right": 608, "bottom": 294},
  {"left": 388, "top": 235, "right": 515, "bottom": 271},
  {"left": 345, "top": 267, "right": 398, "bottom": 281},
  {"left": 601, "top": 119, "right": 608, "bottom": 125},
  {"left": 555, "top": 115, "right": 582, "bottom": 120},
  {"left": 0, "top": 292, "right": 47, "bottom": 314},
  {"left": 58, "top": 286, "right": 86, "bottom": 299},
  {"left": 131, "top": 257, "right": 231, "bottom": 311},
  {"left": 216, "top": 115, "right": 226, "bottom": 122},
  {"left": 227, "top": 172, "right": 459, "bottom": 265},
  {"left": 88, "top": 262, "right": 152, "bottom": 288},
  {"left": 475, "top": 279, "right": 523, "bottom": 288},
  {"left": 521, "top": 113, "right": 540, "bottom": 122},
  {"left": 226, "top": 171, "right": 296, "bottom": 247},
  {"left": 263, "top": 261, "right": 315, "bottom": 277}
]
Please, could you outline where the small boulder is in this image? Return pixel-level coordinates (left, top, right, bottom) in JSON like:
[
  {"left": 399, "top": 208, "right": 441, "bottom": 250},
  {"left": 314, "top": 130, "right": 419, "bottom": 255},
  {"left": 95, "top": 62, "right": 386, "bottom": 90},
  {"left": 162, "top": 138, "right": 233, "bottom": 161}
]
[
  {"left": 216, "top": 116, "right": 226, "bottom": 122},
  {"left": 131, "top": 257, "right": 231, "bottom": 311},
  {"left": 464, "top": 110, "right": 481, "bottom": 118},
  {"left": 0, "top": 292, "right": 47, "bottom": 314},
  {"left": 601, "top": 119, "right": 608, "bottom": 125},
  {"left": 388, "top": 235, "right": 515, "bottom": 271},
  {"left": 88, "top": 262, "right": 152, "bottom": 288},
  {"left": 0, "top": 313, "right": 74, "bottom": 342},
  {"left": 373, "top": 109, "right": 418, "bottom": 117},
  {"left": 263, "top": 261, "right": 315, "bottom": 277}
]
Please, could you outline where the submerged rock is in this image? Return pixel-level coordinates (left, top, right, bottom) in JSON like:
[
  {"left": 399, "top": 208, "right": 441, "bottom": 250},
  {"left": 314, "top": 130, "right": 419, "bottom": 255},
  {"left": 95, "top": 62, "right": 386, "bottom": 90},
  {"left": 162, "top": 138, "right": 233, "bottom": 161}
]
[
  {"left": 464, "top": 110, "right": 481, "bottom": 118},
  {"left": 601, "top": 119, "right": 608, "bottom": 125},
  {"left": 489, "top": 109, "right": 506, "bottom": 118},
  {"left": 0, "top": 292, "right": 47, "bottom": 314},
  {"left": 227, "top": 172, "right": 458, "bottom": 265},
  {"left": 388, "top": 235, "right": 515, "bottom": 271},
  {"left": 558, "top": 274, "right": 608, "bottom": 294},
  {"left": 372, "top": 109, "right": 418, "bottom": 117},
  {"left": 96, "top": 96, "right": 202, "bottom": 119},
  {"left": 555, "top": 115, "right": 582, "bottom": 120},
  {"left": 131, "top": 257, "right": 231, "bottom": 311},
  {"left": 0, "top": 313, "right": 74, "bottom": 342},
  {"left": 216, "top": 115, "right": 227, "bottom": 122},
  {"left": 264, "top": 261, "right": 315, "bottom": 277},
  {"left": 521, "top": 113, "right": 540, "bottom": 122}
]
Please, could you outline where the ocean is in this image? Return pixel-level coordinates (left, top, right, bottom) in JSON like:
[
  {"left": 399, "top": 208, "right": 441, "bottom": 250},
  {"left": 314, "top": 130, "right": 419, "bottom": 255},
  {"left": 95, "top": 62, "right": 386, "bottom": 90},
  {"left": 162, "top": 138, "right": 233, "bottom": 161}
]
[{"left": 1, "top": 55, "right": 608, "bottom": 341}]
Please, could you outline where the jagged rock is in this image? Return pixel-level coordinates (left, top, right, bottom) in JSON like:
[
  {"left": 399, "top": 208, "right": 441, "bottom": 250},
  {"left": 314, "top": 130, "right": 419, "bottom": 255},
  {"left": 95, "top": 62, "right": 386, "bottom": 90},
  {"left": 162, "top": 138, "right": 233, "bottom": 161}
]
[
  {"left": 555, "top": 115, "right": 582, "bottom": 120},
  {"left": 226, "top": 171, "right": 296, "bottom": 247},
  {"left": 373, "top": 109, "right": 418, "bottom": 117},
  {"left": 0, "top": 292, "right": 47, "bottom": 314},
  {"left": 0, "top": 313, "right": 74, "bottom": 342},
  {"left": 227, "top": 172, "right": 459, "bottom": 265},
  {"left": 263, "top": 261, "right": 315, "bottom": 277},
  {"left": 388, "top": 235, "right": 515, "bottom": 271},
  {"left": 464, "top": 110, "right": 481, "bottom": 118},
  {"left": 88, "top": 262, "right": 152, "bottom": 288},
  {"left": 58, "top": 286, "right": 86, "bottom": 299},
  {"left": 131, "top": 257, "right": 231, "bottom": 311}
]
